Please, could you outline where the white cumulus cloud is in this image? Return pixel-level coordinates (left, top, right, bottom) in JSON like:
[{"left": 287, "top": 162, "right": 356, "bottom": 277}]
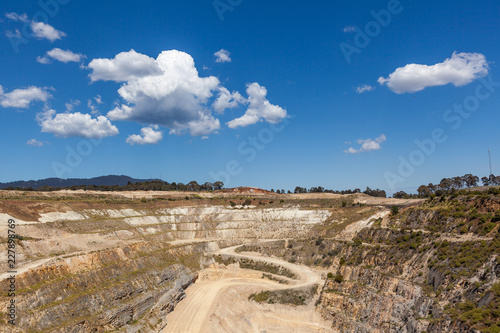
[
  {"left": 88, "top": 49, "right": 285, "bottom": 136},
  {"left": 344, "top": 134, "right": 387, "bottom": 154},
  {"left": 88, "top": 49, "right": 163, "bottom": 82},
  {"left": 214, "top": 49, "right": 231, "bottom": 63},
  {"left": 378, "top": 52, "right": 489, "bottom": 94},
  {"left": 212, "top": 87, "right": 245, "bottom": 113},
  {"left": 37, "top": 109, "right": 119, "bottom": 138},
  {"left": 0, "top": 85, "right": 51, "bottom": 108},
  {"left": 126, "top": 125, "right": 163, "bottom": 145},
  {"left": 31, "top": 21, "right": 66, "bottom": 41},
  {"left": 99, "top": 50, "right": 221, "bottom": 136},
  {"left": 227, "top": 83, "right": 287, "bottom": 129}
]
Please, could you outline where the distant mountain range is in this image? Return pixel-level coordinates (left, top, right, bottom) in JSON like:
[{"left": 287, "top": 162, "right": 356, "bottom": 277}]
[{"left": 0, "top": 175, "right": 155, "bottom": 190}]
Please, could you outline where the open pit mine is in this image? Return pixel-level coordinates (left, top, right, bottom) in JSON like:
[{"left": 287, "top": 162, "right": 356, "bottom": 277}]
[{"left": 0, "top": 189, "right": 499, "bottom": 332}]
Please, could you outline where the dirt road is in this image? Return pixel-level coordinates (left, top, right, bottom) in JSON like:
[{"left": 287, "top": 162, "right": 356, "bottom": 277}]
[{"left": 164, "top": 245, "right": 334, "bottom": 333}]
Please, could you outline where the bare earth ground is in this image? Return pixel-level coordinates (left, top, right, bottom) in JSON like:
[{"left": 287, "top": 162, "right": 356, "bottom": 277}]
[
  {"left": 164, "top": 245, "right": 335, "bottom": 333},
  {"left": 0, "top": 189, "right": 425, "bottom": 206},
  {"left": 0, "top": 190, "right": 425, "bottom": 332}
]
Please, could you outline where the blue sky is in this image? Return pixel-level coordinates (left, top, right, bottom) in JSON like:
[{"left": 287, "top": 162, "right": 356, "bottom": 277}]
[{"left": 0, "top": 0, "right": 499, "bottom": 194}]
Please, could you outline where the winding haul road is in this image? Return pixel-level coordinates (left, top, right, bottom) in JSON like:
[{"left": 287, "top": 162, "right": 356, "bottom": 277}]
[{"left": 163, "top": 245, "right": 332, "bottom": 333}]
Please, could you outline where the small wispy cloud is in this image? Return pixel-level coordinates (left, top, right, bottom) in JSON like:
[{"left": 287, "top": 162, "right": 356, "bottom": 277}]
[
  {"left": 5, "top": 13, "right": 29, "bottom": 23},
  {"left": 94, "top": 95, "right": 103, "bottom": 104},
  {"left": 6, "top": 12, "right": 66, "bottom": 42},
  {"left": 343, "top": 25, "right": 356, "bottom": 33},
  {"left": 344, "top": 134, "right": 387, "bottom": 154},
  {"left": 27, "top": 139, "right": 46, "bottom": 147},
  {"left": 36, "top": 56, "right": 52, "bottom": 64},
  {"left": 38, "top": 48, "right": 85, "bottom": 64},
  {"left": 87, "top": 99, "right": 99, "bottom": 115},
  {"left": 355, "top": 85, "right": 375, "bottom": 94},
  {"left": 65, "top": 99, "right": 81, "bottom": 112},
  {"left": 214, "top": 49, "right": 231, "bottom": 63}
]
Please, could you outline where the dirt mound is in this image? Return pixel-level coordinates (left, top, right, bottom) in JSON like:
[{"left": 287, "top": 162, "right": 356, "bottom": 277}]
[{"left": 217, "top": 187, "right": 274, "bottom": 195}]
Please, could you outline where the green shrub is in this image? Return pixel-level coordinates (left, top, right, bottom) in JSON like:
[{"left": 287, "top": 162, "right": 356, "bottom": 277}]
[
  {"left": 352, "top": 238, "right": 362, "bottom": 246},
  {"left": 249, "top": 291, "right": 270, "bottom": 303},
  {"left": 483, "top": 222, "right": 497, "bottom": 234},
  {"left": 482, "top": 324, "right": 500, "bottom": 333},
  {"left": 327, "top": 250, "right": 338, "bottom": 257},
  {"left": 493, "top": 211, "right": 500, "bottom": 222}
]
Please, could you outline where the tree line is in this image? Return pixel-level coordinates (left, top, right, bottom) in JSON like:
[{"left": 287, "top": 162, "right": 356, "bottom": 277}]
[
  {"left": 1, "top": 180, "right": 225, "bottom": 192},
  {"left": 4, "top": 173, "right": 497, "bottom": 198},
  {"left": 393, "top": 174, "right": 500, "bottom": 198},
  {"left": 292, "top": 186, "right": 387, "bottom": 198}
]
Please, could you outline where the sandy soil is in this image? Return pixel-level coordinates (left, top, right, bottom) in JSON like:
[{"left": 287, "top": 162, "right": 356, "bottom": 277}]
[{"left": 164, "top": 245, "right": 335, "bottom": 333}]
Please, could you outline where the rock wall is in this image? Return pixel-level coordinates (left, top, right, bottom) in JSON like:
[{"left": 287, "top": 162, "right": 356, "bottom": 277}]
[
  {"left": 0, "top": 201, "right": 331, "bottom": 332},
  {"left": 0, "top": 242, "right": 209, "bottom": 332}
]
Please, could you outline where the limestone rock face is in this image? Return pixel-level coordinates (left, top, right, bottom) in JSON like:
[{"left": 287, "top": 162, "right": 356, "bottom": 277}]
[
  {"left": 2, "top": 245, "right": 199, "bottom": 332},
  {"left": 318, "top": 266, "right": 434, "bottom": 333},
  {"left": 1, "top": 192, "right": 497, "bottom": 332},
  {"left": 0, "top": 198, "right": 332, "bottom": 332}
]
